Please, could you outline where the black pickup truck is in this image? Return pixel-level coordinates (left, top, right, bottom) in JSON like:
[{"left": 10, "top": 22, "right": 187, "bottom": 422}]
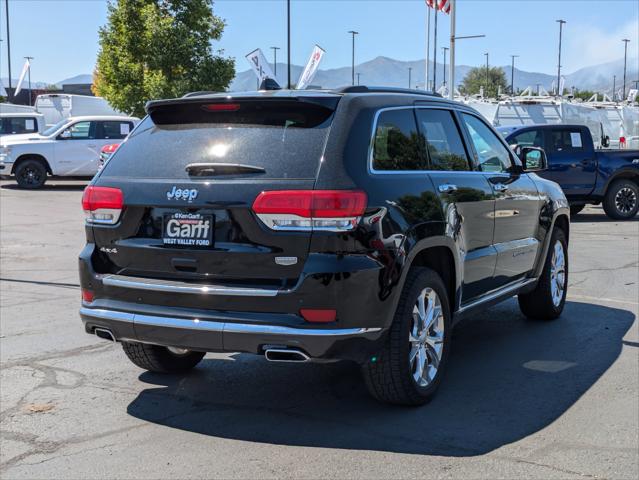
[{"left": 498, "top": 124, "right": 639, "bottom": 219}]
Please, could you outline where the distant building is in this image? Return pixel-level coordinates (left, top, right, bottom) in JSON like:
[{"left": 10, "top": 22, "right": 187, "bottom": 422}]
[
  {"left": 2, "top": 83, "right": 94, "bottom": 106},
  {"left": 62, "top": 83, "right": 94, "bottom": 96}
]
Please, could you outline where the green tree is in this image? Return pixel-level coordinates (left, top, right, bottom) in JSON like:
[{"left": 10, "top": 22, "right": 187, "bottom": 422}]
[
  {"left": 94, "top": 0, "right": 235, "bottom": 117},
  {"left": 459, "top": 66, "right": 508, "bottom": 99}
]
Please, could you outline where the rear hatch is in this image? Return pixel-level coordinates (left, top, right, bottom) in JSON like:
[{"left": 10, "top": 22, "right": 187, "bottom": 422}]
[{"left": 90, "top": 94, "right": 340, "bottom": 289}]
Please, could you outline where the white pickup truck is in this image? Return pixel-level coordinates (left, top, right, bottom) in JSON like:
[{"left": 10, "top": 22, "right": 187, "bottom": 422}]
[{"left": 0, "top": 115, "right": 138, "bottom": 188}]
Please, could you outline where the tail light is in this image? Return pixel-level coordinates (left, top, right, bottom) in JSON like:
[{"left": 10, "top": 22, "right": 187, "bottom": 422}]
[
  {"left": 82, "top": 186, "right": 123, "bottom": 224},
  {"left": 300, "top": 309, "right": 337, "bottom": 323},
  {"left": 81, "top": 289, "right": 94, "bottom": 303},
  {"left": 252, "top": 190, "right": 367, "bottom": 231}
]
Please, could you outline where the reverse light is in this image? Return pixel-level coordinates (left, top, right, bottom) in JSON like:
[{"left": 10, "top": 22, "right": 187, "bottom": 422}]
[
  {"left": 82, "top": 186, "right": 123, "bottom": 224},
  {"left": 252, "top": 190, "right": 367, "bottom": 232},
  {"left": 300, "top": 309, "right": 337, "bottom": 323}
]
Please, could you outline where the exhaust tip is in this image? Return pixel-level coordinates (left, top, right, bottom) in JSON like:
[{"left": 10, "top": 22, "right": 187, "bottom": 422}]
[
  {"left": 94, "top": 327, "right": 116, "bottom": 342},
  {"left": 264, "top": 348, "right": 310, "bottom": 363}
]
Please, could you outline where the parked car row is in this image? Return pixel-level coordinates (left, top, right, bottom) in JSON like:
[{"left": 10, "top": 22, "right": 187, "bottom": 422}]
[
  {"left": 78, "top": 86, "right": 571, "bottom": 406},
  {"left": 499, "top": 124, "right": 639, "bottom": 220},
  {"left": 0, "top": 115, "right": 138, "bottom": 188}
]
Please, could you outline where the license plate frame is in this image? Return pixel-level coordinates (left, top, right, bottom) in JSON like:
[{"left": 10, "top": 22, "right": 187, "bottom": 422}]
[{"left": 162, "top": 212, "right": 214, "bottom": 248}]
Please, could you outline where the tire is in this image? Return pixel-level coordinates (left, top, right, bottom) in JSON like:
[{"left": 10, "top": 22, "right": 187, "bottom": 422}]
[
  {"left": 518, "top": 228, "right": 568, "bottom": 320},
  {"left": 603, "top": 179, "right": 639, "bottom": 220},
  {"left": 121, "top": 342, "right": 205, "bottom": 373},
  {"left": 363, "top": 268, "right": 452, "bottom": 406},
  {"left": 15, "top": 159, "right": 47, "bottom": 189},
  {"left": 569, "top": 204, "right": 585, "bottom": 216}
]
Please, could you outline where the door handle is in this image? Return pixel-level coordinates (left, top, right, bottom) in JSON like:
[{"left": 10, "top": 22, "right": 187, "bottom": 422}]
[
  {"left": 493, "top": 183, "right": 509, "bottom": 192},
  {"left": 438, "top": 184, "right": 458, "bottom": 193}
]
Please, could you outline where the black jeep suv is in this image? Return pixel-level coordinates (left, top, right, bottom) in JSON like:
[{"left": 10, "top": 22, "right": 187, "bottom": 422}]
[{"left": 79, "top": 86, "right": 570, "bottom": 405}]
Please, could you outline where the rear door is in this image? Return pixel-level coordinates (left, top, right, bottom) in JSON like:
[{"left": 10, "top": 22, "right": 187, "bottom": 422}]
[
  {"left": 92, "top": 97, "right": 338, "bottom": 288},
  {"left": 542, "top": 127, "right": 597, "bottom": 198},
  {"left": 415, "top": 108, "right": 497, "bottom": 302},
  {"left": 54, "top": 120, "right": 101, "bottom": 175}
]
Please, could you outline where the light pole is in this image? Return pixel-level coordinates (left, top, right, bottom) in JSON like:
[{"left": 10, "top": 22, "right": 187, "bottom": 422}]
[
  {"left": 510, "top": 55, "right": 519, "bottom": 95},
  {"left": 484, "top": 52, "right": 489, "bottom": 94},
  {"left": 556, "top": 19, "right": 566, "bottom": 97},
  {"left": 442, "top": 47, "right": 449, "bottom": 87},
  {"left": 622, "top": 39, "right": 630, "bottom": 100},
  {"left": 5, "top": 0, "right": 12, "bottom": 99},
  {"left": 270, "top": 46, "right": 280, "bottom": 77},
  {"left": 24, "top": 56, "right": 33, "bottom": 106},
  {"left": 356, "top": 72, "right": 361, "bottom": 86},
  {"left": 287, "top": 0, "right": 291, "bottom": 89},
  {"left": 348, "top": 30, "right": 359, "bottom": 86},
  {"left": 408, "top": 67, "right": 413, "bottom": 89},
  {"left": 613, "top": 75, "right": 617, "bottom": 101}
]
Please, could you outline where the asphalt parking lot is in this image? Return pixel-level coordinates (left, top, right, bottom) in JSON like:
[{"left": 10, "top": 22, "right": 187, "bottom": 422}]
[{"left": 0, "top": 178, "right": 637, "bottom": 480}]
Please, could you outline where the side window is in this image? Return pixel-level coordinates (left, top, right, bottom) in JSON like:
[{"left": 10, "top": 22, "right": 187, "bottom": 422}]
[
  {"left": 461, "top": 114, "right": 513, "bottom": 173},
  {"left": 67, "top": 121, "right": 93, "bottom": 140},
  {"left": 415, "top": 109, "right": 470, "bottom": 171},
  {"left": 99, "top": 121, "right": 132, "bottom": 140},
  {"left": 548, "top": 129, "right": 584, "bottom": 153},
  {"left": 372, "top": 109, "right": 427, "bottom": 171},
  {"left": 4, "top": 117, "right": 38, "bottom": 134},
  {"left": 510, "top": 130, "right": 544, "bottom": 148}
]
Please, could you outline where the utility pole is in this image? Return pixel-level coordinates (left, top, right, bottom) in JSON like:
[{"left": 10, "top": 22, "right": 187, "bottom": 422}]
[
  {"left": 556, "top": 19, "right": 566, "bottom": 97},
  {"left": 510, "top": 55, "right": 519, "bottom": 95},
  {"left": 348, "top": 31, "right": 359, "bottom": 86},
  {"left": 356, "top": 72, "right": 361, "bottom": 86},
  {"left": 425, "top": 6, "right": 431, "bottom": 90},
  {"left": 287, "top": 0, "right": 291, "bottom": 89},
  {"left": 5, "top": 0, "right": 12, "bottom": 99},
  {"left": 24, "top": 56, "right": 33, "bottom": 106},
  {"left": 408, "top": 67, "right": 412, "bottom": 89},
  {"left": 484, "top": 52, "right": 489, "bottom": 94},
  {"left": 613, "top": 75, "right": 617, "bottom": 101},
  {"left": 622, "top": 39, "right": 630, "bottom": 100},
  {"left": 442, "top": 47, "right": 449, "bottom": 87},
  {"left": 270, "top": 46, "right": 280, "bottom": 77}
]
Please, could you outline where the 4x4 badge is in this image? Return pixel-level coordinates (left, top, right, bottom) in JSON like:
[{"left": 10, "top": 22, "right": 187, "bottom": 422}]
[{"left": 167, "top": 186, "right": 198, "bottom": 203}]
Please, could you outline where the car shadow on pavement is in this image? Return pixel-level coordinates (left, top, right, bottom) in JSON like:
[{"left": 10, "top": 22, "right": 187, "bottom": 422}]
[
  {"left": 1, "top": 182, "right": 88, "bottom": 191},
  {"left": 127, "top": 300, "right": 634, "bottom": 456}
]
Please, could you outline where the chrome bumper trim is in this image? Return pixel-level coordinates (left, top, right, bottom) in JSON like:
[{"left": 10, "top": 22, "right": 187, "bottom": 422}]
[
  {"left": 101, "top": 274, "right": 280, "bottom": 297},
  {"left": 80, "top": 307, "right": 382, "bottom": 337}
]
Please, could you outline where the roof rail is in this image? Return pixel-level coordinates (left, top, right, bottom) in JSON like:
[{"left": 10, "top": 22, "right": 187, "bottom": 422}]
[{"left": 334, "top": 85, "right": 443, "bottom": 97}]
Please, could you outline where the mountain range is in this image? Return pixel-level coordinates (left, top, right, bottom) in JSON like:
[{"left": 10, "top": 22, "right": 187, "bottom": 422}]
[{"left": 3, "top": 56, "right": 637, "bottom": 96}]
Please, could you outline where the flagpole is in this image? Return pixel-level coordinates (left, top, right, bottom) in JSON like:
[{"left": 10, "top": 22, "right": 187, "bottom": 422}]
[
  {"left": 449, "top": 0, "right": 455, "bottom": 100},
  {"left": 433, "top": 7, "right": 438, "bottom": 91},
  {"left": 425, "top": 6, "right": 431, "bottom": 91}
]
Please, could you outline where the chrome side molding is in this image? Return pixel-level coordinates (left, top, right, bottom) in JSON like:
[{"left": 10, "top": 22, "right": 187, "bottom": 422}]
[{"left": 101, "top": 274, "right": 281, "bottom": 297}]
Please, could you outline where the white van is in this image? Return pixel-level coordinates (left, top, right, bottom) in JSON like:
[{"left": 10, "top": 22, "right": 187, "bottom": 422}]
[{"left": 35, "top": 94, "right": 124, "bottom": 126}]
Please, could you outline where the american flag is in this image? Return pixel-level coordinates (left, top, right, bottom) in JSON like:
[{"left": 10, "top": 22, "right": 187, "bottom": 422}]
[{"left": 426, "top": 0, "right": 451, "bottom": 14}]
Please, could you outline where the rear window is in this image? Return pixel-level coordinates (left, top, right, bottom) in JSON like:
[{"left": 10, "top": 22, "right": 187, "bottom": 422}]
[{"left": 100, "top": 100, "right": 335, "bottom": 180}]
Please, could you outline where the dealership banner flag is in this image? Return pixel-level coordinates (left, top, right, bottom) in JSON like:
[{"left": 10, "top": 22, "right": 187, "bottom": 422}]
[
  {"left": 297, "top": 45, "right": 326, "bottom": 90},
  {"left": 14, "top": 58, "right": 30, "bottom": 96},
  {"left": 426, "top": 0, "right": 450, "bottom": 14},
  {"left": 245, "top": 48, "right": 276, "bottom": 83}
]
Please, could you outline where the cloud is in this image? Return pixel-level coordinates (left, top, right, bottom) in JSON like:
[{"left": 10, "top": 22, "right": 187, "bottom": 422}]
[{"left": 564, "top": 21, "right": 638, "bottom": 72}]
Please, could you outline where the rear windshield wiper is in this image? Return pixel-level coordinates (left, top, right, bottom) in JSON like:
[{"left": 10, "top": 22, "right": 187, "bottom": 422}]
[{"left": 185, "top": 163, "right": 266, "bottom": 176}]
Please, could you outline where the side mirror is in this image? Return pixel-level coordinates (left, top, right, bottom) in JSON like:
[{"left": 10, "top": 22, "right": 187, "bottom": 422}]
[
  {"left": 520, "top": 147, "right": 547, "bottom": 172},
  {"left": 602, "top": 135, "right": 610, "bottom": 148},
  {"left": 58, "top": 129, "right": 72, "bottom": 140}
]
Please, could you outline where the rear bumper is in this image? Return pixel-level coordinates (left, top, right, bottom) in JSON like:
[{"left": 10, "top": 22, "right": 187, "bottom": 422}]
[{"left": 80, "top": 305, "right": 385, "bottom": 363}]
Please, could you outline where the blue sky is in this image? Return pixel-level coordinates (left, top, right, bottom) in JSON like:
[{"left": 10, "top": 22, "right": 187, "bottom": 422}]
[{"left": 1, "top": 0, "right": 638, "bottom": 84}]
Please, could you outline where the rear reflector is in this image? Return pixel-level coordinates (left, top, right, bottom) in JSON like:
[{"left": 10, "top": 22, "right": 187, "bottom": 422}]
[
  {"left": 81, "top": 289, "right": 94, "bottom": 303},
  {"left": 252, "top": 190, "right": 367, "bottom": 231},
  {"left": 300, "top": 309, "right": 337, "bottom": 323},
  {"left": 82, "top": 186, "right": 124, "bottom": 224}
]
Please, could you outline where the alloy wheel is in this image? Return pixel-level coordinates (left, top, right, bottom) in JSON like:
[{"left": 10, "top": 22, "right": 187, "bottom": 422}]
[
  {"left": 409, "top": 288, "right": 445, "bottom": 387},
  {"left": 550, "top": 240, "right": 566, "bottom": 307},
  {"left": 615, "top": 187, "right": 637, "bottom": 215}
]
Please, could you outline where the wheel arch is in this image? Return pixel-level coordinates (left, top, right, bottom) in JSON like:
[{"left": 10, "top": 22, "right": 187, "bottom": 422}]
[
  {"left": 11, "top": 154, "right": 53, "bottom": 175},
  {"left": 603, "top": 170, "right": 639, "bottom": 195}
]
